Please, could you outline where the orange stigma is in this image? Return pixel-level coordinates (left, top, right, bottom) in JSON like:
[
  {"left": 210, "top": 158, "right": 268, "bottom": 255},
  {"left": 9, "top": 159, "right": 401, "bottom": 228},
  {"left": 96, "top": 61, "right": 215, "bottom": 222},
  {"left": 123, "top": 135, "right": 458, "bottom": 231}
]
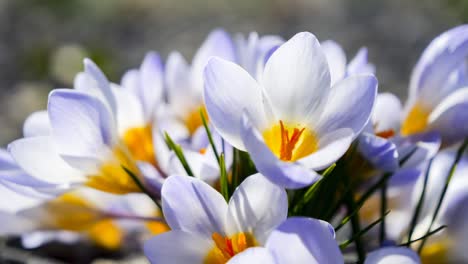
[
  {"left": 279, "top": 120, "right": 305, "bottom": 161},
  {"left": 375, "top": 129, "right": 395, "bottom": 139},
  {"left": 204, "top": 232, "right": 257, "bottom": 264}
]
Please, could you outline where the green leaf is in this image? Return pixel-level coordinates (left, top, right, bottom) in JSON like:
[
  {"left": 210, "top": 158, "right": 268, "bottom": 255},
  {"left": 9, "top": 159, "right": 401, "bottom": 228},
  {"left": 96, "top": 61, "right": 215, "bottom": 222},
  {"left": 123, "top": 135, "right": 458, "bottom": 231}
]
[
  {"left": 122, "top": 166, "right": 161, "bottom": 209},
  {"left": 399, "top": 225, "right": 446, "bottom": 247},
  {"left": 164, "top": 132, "right": 194, "bottom": 177},
  {"left": 219, "top": 153, "right": 229, "bottom": 201},
  {"left": 340, "top": 210, "right": 390, "bottom": 250},
  {"left": 200, "top": 108, "right": 220, "bottom": 163}
]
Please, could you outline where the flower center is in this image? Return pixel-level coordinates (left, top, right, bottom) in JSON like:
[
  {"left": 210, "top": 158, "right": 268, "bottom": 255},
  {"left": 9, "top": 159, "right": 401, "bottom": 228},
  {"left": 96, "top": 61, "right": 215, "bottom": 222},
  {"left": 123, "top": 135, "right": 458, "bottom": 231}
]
[
  {"left": 122, "top": 124, "right": 156, "bottom": 166},
  {"left": 263, "top": 120, "right": 318, "bottom": 162},
  {"left": 204, "top": 232, "right": 257, "bottom": 264},
  {"left": 86, "top": 147, "right": 141, "bottom": 194},
  {"left": 375, "top": 129, "right": 395, "bottom": 139},
  {"left": 401, "top": 103, "right": 430, "bottom": 136},
  {"left": 184, "top": 106, "right": 208, "bottom": 135}
]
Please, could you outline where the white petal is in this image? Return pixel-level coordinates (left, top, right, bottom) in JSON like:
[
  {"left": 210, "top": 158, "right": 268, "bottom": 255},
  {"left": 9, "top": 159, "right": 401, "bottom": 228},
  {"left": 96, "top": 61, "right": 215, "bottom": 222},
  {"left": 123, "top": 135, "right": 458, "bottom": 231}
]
[
  {"left": 347, "top": 47, "right": 376, "bottom": 76},
  {"left": 23, "top": 111, "right": 50, "bottom": 137},
  {"left": 8, "top": 136, "right": 85, "bottom": 186},
  {"left": 162, "top": 175, "right": 227, "bottom": 237},
  {"left": 226, "top": 173, "right": 288, "bottom": 244},
  {"left": 315, "top": 75, "right": 377, "bottom": 137},
  {"left": 263, "top": 32, "right": 331, "bottom": 123},
  {"left": 372, "top": 93, "right": 402, "bottom": 132},
  {"left": 143, "top": 230, "right": 213, "bottom": 264},
  {"left": 365, "top": 247, "right": 420, "bottom": 264},
  {"left": 321, "top": 40, "right": 347, "bottom": 85},
  {"left": 228, "top": 247, "right": 276, "bottom": 263},
  {"left": 298, "top": 128, "right": 354, "bottom": 170},
  {"left": 112, "top": 84, "right": 146, "bottom": 135},
  {"left": 204, "top": 57, "right": 268, "bottom": 150},
  {"left": 140, "top": 52, "right": 164, "bottom": 119}
]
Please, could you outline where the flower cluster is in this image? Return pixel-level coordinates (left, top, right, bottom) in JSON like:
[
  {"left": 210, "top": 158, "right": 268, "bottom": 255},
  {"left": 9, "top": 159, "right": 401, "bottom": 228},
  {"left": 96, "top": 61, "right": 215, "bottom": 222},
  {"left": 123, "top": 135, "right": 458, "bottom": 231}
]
[{"left": 1, "top": 26, "right": 468, "bottom": 263}]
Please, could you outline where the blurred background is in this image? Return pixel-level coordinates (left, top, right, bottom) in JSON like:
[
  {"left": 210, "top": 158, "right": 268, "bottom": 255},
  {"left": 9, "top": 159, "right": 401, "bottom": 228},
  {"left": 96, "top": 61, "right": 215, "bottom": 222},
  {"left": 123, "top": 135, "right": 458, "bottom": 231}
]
[
  {"left": 0, "top": 0, "right": 467, "bottom": 145},
  {"left": 0, "top": 0, "right": 467, "bottom": 262}
]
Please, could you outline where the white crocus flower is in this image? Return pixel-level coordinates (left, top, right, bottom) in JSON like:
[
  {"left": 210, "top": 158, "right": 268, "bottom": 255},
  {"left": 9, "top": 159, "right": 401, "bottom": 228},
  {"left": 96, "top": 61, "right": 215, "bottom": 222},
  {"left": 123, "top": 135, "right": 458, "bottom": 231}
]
[{"left": 204, "top": 32, "right": 377, "bottom": 189}]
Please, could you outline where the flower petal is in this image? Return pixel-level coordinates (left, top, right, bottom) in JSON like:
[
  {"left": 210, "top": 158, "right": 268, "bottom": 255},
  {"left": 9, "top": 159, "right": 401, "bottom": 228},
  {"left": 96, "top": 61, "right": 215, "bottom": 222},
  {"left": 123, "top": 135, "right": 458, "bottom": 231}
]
[
  {"left": 226, "top": 173, "right": 288, "bottom": 244},
  {"left": 365, "top": 247, "right": 420, "bottom": 264},
  {"left": 143, "top": 230, "right": 213, "bottom": 264},
  {"left": 241, "top": 113, "right": 320, "bottom": 189},
  {"left": 428, "top": 87, "right": 468, "bottom": 146},
  {"left": 315, "top": 75, "right": 378, "bottom": 137},
  {"left": 228, "top": 247, "right": 276, "bottom": 264},
  {"left": 298, "top": 128, "right": 354, "bottom": 171},
  {"left": 8, "top": 136, "right": 84, "bottom": 186},
  {"left": 83, "top": 58, "right": 117, "bottom": 115},
  {"left": 48, "top": 89, "right": 116, "bottom": 159},
  {"left": 372, "top": 93, "right": 402, "bottom": 133},
  {"left": 140, "top": 51, "right": 164, "bottom": 119},
  {"left": 162, "top": 175, "right": 227, "bottom": 238},
  {"left": 23, "top": 111, "right": 50, "bottom": 137},
  {"left": 321, "top": 40, "right": 347, "bottom": 85},
  {"left": 347, "top": 47, "right": 376, "bottom": 76},
  {"left": 266, "top": 217, "right": 343, "bottom": 264},
  {"left": 263, "top": 32, "right": 331, "bottom": 123},
  {"left": 358, "top": 133, "right": 399, "bottom": 172},
  {"left": 204, "top": 57, "right": 267, "bottom": 150},
  {"left": 192, "top": 29, "right": 236, "bottom": 95}
]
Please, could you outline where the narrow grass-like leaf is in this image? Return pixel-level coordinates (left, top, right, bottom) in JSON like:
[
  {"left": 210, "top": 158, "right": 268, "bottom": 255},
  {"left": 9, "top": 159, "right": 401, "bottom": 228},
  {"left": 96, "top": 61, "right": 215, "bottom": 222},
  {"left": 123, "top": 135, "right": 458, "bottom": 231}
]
[
  {"left": 379, "top": 181, "right": 388, "bottom": 245},
  {"left": 122, "top": 166, "right": 161, "bottom": 209},
  {"left": 219, "top": 153, "right": 229, "bottom": 201},
  {"left": 200, "top": 109, "right": 220, "bottom": 163},
  {"left": 340, "top": 210, "right": 391, "bottom": 250},
  {"left": 164, "top": 132, "right": 194, "bottom": 176},
  {"left": 418, "top": 139, "right": 468, "bottom": 253},
  {"left": 399, "top": 225, "right": 446, "bottom": 247},
  {"left": 406, "top": 158, "right": 434, "bottom": 243}
]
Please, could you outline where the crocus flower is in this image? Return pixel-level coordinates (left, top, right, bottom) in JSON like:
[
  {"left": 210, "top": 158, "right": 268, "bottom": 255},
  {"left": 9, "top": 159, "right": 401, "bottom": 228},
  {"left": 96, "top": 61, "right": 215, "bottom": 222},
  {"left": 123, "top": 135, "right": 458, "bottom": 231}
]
[
  {"left": 227, "top": 217, "right": 343, "bottom": 263},
  {"left": 144, "top": 173, "right": 289, "bottom": 263},
  {"left": 204, "top": 32, "right": 377, "bottom": 188},
  {"left": 8, "top": 59, "right": 164, "bottom": 195},
  {"left": 400, "top": 25, "right": 468, "bottom": 146},
  {"left": 365, "top": 247, "right": 420, "bottom": 264}
]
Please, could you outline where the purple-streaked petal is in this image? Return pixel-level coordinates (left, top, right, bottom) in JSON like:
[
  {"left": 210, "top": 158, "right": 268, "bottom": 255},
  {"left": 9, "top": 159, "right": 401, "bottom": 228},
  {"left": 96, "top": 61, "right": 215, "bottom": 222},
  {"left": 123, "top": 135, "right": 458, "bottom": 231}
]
[
  {"left": 48, "top": 89, "right": 116, "bottom": 159},
  {"left": 226, "top": 173, "right": 288, "bottom": 244},
  {"left": 162, "top": 175, "right": 227, "bottom": 238},
  {"left": 428, "top": 87, "right": 468, "bottom": 146},
  {"left": 140, "top": 52, "right": 164, "bottom": 119},
  {"left": 204, "top": 57, "right": 267, "bottom": 150},
  {"left": 266, "top": 217, "right": 343, "bottom": 264},
  {"left": 137, "top": 161, "right": 164, "bottom": 198},
  {"left": 83, "top": 58, "right": 117, "bottom": 114},
  {"left": 358, "top": 133, "right": 399, "bottom": 172},
  {"left": 263, "top": 32, "right": 331, "bottom": 123},
  {"left": 143, "top": 230, "right": 213, "bottom": 264},
  {"left": 192, "top": 29, "right": 236, "bottom": 95},
  {"left": 409, "top": 25, "right": 468, "bottom": 107},
  {"left": 315, "top": 75, "right": 377, "bottom": 137},
  {"left": 347, "top": 47, "right": 376, "bottom": 76},
  {"left": 241, "top": 113, "right": 320, "bottom": 189},
  {"left": 365, "top": 247, "right": 420, "bottom": 264}
]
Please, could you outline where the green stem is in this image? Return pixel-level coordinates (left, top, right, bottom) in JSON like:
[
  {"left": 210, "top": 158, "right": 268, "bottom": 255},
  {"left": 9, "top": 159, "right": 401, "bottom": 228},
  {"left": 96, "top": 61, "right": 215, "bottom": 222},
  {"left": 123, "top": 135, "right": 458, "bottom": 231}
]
[{"left": 122, "top": 166, "right": 162, "bottom": 210}]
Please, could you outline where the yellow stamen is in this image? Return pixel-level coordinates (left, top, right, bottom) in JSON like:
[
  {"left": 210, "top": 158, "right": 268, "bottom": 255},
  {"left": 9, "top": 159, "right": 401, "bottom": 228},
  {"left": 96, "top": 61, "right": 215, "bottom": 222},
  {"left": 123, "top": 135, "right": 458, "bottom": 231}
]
[
  {"left": 204, "top": 232, "right": 257, "bottom": 264},
  {"left": 199, "top": 148, "right": 207, "bottom": 154},
  {"left": 185, "top": 106, "right": 208, "bottom": 135},
  {"left": 401, "top": 103, "right": 430, "bottom": 136},
  {"left": 146, "top": 221, "right": 170, "bottom": 234},
  {"left": 263, "top": 120, "right": 318, "bottom": 162}
]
